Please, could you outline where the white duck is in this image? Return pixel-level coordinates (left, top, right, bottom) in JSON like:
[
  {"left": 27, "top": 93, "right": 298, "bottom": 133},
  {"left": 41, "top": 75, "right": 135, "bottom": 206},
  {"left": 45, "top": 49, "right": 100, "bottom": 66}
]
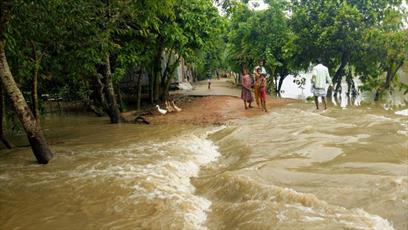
[
  {"left": 171, "top": 100, "right": 182, "bottom": 112},
  {"left": 165, "top": 101, "right": 174, "bottom": 112},
  {"left": 156, "top": 105, "right": 167, "bottom": 115}
]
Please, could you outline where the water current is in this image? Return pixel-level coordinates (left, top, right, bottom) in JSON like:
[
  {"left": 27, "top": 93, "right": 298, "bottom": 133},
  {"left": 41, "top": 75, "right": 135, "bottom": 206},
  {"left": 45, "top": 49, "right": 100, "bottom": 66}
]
[{"left": 1, "top": 101, "right": 407, "bottom": 230}]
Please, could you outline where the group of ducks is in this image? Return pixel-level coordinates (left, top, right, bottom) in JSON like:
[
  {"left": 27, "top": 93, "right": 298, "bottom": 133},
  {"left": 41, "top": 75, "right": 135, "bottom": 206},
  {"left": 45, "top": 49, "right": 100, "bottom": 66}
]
[{"left": 156, "top": 100, "right": 182, "bottom": 115}]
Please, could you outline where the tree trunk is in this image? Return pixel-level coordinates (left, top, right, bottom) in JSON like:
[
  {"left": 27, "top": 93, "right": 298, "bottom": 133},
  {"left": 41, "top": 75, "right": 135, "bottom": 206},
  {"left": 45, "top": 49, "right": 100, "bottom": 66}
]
[
  {"left": 104, "top": 54, "right": 120, "bottom": 123},
  {"left": 0, "top": 41, "right": 52, "bottom": 163},
  {"left": 277, "top": 75, "right": 287, "bottom": 98},
  {"left": 346, "top": 69, "right": 357, "bottom": 98},
  {"left": 149, "top": 68, "right": 154, "bottom": 104},
  {"left": 31, "top": 41, "right": 41, "bottom": 124},
  {"left": 136, "top": 67, "right": 143, "bottom": 111},
  {"left": 162, "top": 55, "right": 180, "bottom": 101},
  {"left": 374, "top": 61, "right": 403, "bottom": 101},
  {"left": 95, "top": 73, "right": 108, "bottom": 109},
  {"left": 115, "top": 84, "right": 124, "bottom": 112},
  {"left": 0, "top": 83, "right": 12, "bottom": 149},
  {"left": 154, "top": 67, "right": 161, "bottom": 102},
  {"left": 153, "top": 48, "right": 163, "bottom": 102},
  {"left": 384, "top": 61, "right": 403, "bottom": 90},
  {"left": 334, "top": 75, "right": 343, "bottom": 97},
  {"left": 328, "top": 53, "right": 348, "bottom": 97}
]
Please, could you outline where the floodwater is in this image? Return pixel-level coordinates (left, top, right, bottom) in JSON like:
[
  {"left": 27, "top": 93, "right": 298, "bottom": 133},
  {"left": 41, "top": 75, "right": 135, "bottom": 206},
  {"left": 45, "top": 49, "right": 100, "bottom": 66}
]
[{"left": 0, "top": 101, "right": 407, "bottom": 230}]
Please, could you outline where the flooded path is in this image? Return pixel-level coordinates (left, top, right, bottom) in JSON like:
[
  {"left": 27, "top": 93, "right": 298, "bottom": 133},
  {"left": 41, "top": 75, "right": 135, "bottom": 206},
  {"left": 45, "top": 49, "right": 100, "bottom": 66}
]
[{"left": 198, "top": 104, "right": 408, "bottom": 230}]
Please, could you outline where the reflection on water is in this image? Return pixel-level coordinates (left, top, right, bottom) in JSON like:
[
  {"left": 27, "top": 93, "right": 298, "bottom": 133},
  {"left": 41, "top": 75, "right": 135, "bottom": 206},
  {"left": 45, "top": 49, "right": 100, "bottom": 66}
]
[
  {"left": 0, "top": 103, "right": 407, "bottom": 229},
  {"left": 281, "top": 74, "right": 408, "bottom": 109}
]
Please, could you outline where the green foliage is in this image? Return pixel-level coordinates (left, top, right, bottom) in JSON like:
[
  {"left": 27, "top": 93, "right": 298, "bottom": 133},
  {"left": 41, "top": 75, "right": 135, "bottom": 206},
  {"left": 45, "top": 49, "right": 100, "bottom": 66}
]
[
  {"left": 3, "top": 0, "right": 225, "bottom": 106},
  {"left": 226, "top": 0, "right": 290, "bottom": 74},
  {"left": 290, "top": 0, "right": 407, "bottom": 96},
  {"left": 3, "top": 0, "right": 407, "bottom": 118}
]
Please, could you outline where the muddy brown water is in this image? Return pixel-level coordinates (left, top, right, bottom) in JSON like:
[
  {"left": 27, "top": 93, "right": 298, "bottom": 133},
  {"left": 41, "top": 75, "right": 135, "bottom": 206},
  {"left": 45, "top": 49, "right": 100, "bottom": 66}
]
[{"left": 0, "top": 103, "right": 407, "bottom": 230}]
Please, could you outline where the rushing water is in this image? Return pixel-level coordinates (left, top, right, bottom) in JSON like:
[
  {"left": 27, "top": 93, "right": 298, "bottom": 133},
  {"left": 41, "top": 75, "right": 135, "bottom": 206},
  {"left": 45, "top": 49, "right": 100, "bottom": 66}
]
[{"left": 1, "top": 102, "right": 407, "bottom": 229}]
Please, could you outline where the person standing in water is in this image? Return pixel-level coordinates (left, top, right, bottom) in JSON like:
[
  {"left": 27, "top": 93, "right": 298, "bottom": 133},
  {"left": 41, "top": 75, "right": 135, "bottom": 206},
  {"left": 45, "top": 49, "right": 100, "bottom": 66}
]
[
  {"left": 311, "top": 58, "right": 333, "bottom": 110},
  {"left": 241, "top": 68, "right": 253, "bottom": 109}
]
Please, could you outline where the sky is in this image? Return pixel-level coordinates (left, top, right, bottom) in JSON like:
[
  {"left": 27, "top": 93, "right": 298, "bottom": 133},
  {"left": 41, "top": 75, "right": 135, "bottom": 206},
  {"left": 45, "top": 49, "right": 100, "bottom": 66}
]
[{"left": 247, "top": 0, "right": 269, "bottom": 11}]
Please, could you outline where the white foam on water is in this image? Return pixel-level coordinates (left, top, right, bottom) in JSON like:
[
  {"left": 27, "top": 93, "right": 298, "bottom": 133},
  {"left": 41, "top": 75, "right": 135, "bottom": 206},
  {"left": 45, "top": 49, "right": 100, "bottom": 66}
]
[
  {"left": 366, "top": 114, "right": 393, "bottom": 120},
  {"left": 207, "top": 174, "right": 395, "bottom": 230},
  {"left": 397, "top": 121, "right": 408, "bottom": 136},
  {"left": 282, "top": 186, "right": 395, "bottom": 230},
  {"left": 337, "top": 209, "right": 394, "bottom": 230},
  {"left": 54, "top": 127, "right": 225, "bottom": 229},
  {"left": 303, "top": 216, "right": 325, "bottom": 222},
  {"left": 395, "top": 109, "right": 408, "bottom": 116},
  {"left": 127, "top": 133, "right": 222, "bottom": 229},
  {"left": 205, "top": 125, "right": 227, "bottom": 136},
  {"left": 397, "top": 130, "right": 408, "bottom": 136},
  {"left": 283, "top": 190, "right": 395, "bottom": 230},
  {"left": 394, "top": 176, "right": 405, "bottom": 185}
]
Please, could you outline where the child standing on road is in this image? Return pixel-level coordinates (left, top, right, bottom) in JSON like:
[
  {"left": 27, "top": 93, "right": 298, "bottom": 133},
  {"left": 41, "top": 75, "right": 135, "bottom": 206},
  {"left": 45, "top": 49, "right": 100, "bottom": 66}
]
[
  {"left": 241, "top": 69, "right": 253, "bottom": 109},
  {"left": 259, "top": 73, "right": 267, "bottom": 112},
  {"left": 253, "top": 67, "right": 261, "bottom": 108}
]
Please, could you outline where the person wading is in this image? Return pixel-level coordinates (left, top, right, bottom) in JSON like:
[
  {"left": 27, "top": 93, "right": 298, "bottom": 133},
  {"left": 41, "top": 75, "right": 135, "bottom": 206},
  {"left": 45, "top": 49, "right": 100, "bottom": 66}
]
[{"left": 311, "top": 58, "right": 333, "bottom": 110}]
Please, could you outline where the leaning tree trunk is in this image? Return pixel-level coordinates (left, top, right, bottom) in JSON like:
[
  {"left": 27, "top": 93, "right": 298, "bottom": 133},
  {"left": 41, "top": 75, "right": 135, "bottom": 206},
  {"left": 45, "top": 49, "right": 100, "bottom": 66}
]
[
  {"left": 374, "top": 61, "right": 404, "bottom": 101},
  {"left": 328, "top": 53, "right": 348, "bottom": 97},
  {"left": 0, "top": 42, "right": 52, "bottom": 163},
  {"left": 162, "top": 55, "right": 181, "bottom": 101},
  {"left": 104, "top": 54, "right": 120, "bottom": 123},
  {"left": 0, "top": 83, "right": 12, "bottom": 149}
]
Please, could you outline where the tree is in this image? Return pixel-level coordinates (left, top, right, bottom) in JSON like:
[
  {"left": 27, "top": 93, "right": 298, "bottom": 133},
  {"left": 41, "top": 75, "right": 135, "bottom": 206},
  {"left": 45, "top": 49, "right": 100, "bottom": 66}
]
[
  {"left": 0, "top": 83, "right": 12, "bottom": 149},
  {"left": 146, "top": 0, "right": 222, "bottom": 101},
  {"left": 0, "top": 0, "right": 53, "bottom": 164},
  {"left": 355, "top": 9, "right": 408, "bottom": 100},
  {"left": 290, "top": 0, "right": 405, "bottom": 98},
  {"left": 225, "top": 0, "right": 291, "bottom": 95}
]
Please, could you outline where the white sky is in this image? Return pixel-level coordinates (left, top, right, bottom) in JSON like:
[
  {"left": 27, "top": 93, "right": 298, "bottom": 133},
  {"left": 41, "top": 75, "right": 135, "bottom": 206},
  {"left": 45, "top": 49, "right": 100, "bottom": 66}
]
[{"left": 247, "top": 0, "right": 269, "bottom": 11}]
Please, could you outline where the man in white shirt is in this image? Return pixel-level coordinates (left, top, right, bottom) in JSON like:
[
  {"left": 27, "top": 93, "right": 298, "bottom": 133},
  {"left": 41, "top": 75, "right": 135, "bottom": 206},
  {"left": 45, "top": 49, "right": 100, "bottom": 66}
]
[
  {"left": 311, "top": 58, "right": 333, "bottom": 110},
  {"left": 253, "top": 60, "right": 267, "bottom": 76}
]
